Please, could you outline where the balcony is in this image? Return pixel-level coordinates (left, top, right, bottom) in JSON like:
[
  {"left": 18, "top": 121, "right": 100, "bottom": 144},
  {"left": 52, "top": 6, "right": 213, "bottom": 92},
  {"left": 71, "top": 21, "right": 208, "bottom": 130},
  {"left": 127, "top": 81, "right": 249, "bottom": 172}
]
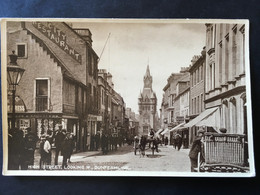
[{"left": 36, "top": 96, "right": 48, "bottom": 112}]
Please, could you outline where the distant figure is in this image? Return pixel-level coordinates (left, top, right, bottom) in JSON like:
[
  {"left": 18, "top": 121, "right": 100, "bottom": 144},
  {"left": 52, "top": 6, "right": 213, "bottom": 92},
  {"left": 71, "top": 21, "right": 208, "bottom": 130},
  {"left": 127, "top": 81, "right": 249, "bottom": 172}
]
[
  {"left": 164, "top": 137, "right": 169, "bottom": 146},
  {"left": 172, "top": 134, "right": 177, "bottom": 149},
  {"left": 95, "top": 133, "right": 100, "bottom": 151},
  {"left": 54, "top": 127, "right": 66, "bottom": 165},
  {"left": 101, "top": 133, "right": 109, "bottom": 155},
  {"left": 175, "top": 133, "right": 182, "bottom": 151},
  {"left": 189, "top": 129, "right": 205, "bottom": 172}
]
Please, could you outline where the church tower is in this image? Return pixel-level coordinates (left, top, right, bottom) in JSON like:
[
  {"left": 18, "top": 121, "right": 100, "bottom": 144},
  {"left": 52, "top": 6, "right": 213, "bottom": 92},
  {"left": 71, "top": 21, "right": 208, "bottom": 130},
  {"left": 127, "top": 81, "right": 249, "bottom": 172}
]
[{"left": 138, "top": 65, "right": 157, "bottom": 136}]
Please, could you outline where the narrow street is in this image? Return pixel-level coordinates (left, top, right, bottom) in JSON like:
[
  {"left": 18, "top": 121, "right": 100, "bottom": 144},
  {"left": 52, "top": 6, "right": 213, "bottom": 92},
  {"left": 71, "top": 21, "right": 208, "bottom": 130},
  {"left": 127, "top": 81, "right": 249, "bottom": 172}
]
[{"left": 33, "top": 144, "right": 191, "bottom": 172}]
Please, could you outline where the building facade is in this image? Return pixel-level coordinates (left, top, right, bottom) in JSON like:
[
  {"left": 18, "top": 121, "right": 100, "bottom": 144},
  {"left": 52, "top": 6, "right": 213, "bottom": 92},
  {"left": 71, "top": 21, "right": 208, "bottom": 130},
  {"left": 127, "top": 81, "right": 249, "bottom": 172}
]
[
  {"left": 138, "top": 65, "right": 157, "bottom": 136},
  {"left": 188, "top": 49, "right": 206, "bottom": 145},
  {"left": 7, "top": 21, "right": 99, "bottom": 152},
  {"left": 204, "top": 23, "right": 246, "bottom": 135},
  {"left": 160, "top": 69, "right": 188, "bottom": 141}
]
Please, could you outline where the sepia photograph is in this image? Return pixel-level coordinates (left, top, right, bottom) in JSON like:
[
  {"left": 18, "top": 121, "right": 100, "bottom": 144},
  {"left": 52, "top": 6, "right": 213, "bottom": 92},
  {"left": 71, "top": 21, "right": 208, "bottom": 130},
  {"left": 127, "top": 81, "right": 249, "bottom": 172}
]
[{"left": 1, "top": 18, "right": 255, "bottom": 176}]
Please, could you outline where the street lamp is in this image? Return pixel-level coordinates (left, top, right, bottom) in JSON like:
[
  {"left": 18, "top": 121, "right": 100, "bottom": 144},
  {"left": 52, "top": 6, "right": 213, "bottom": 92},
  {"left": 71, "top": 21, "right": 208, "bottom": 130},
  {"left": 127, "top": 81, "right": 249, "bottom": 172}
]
[{"left": 7, "top": 51, "right": 25, "bottom": 129}]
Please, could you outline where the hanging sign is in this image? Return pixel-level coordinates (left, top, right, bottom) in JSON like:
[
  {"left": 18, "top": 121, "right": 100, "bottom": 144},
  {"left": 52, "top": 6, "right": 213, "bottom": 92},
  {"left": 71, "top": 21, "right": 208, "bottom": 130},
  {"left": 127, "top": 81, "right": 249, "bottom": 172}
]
[{"left": 7, "top": 95, "right": 26, "bottom": 113}]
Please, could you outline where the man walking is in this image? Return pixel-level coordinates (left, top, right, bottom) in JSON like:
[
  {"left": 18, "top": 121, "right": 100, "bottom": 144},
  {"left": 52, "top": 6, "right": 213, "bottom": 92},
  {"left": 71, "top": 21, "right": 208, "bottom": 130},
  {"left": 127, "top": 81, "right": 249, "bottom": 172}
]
[
  {"left": 54, "top": 126, "right": 66, "bottom": 165},
  {"left": 189, "top": 128, "right": 205, "bottom": 172}
]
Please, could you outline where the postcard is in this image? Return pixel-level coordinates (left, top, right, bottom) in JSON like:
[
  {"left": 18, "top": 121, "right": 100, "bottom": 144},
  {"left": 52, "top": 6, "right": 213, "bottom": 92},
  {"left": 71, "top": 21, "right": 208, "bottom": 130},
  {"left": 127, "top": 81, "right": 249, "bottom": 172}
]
[{"left": 1, "top": 18, "right": 255, "bottom": 176}]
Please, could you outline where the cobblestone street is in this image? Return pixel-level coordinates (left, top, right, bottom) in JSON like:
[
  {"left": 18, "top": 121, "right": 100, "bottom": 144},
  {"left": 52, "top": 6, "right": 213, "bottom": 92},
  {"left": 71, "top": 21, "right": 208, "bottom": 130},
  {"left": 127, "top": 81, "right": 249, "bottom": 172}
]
[{"left": 32, "top": 144, "right": 191, "bottom": 172}]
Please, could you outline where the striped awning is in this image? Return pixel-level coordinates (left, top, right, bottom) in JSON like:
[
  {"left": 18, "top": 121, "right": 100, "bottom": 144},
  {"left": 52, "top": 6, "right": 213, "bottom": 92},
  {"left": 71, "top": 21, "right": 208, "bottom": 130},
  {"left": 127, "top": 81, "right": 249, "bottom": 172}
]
[
  {"left": 169, "top": 122, "right": 186, "bottom": 133},
  {"left": 184, "top": 107, "right": 218, "bottom": 128}
]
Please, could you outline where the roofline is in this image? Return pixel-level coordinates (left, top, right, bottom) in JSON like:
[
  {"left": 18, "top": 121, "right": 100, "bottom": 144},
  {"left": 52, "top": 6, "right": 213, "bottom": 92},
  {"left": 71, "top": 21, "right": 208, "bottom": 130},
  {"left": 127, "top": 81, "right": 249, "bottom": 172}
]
[{"left": 63, "top": 22, "right": 99, "bottom": 59}]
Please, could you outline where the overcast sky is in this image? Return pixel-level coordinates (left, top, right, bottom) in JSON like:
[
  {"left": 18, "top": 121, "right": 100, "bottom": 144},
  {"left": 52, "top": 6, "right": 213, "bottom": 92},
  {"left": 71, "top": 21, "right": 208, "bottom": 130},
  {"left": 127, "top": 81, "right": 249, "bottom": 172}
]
[{"left": 73, "top": 21, "right": 206, "bottom": 114}]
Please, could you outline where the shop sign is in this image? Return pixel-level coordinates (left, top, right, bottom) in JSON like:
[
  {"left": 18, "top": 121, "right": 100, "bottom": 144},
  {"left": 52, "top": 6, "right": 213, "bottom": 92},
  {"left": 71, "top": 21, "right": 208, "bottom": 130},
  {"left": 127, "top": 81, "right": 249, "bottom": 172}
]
[
  {"left": 32, "top": 22, "right": 82, "bottom": 64},
  {"left": 7, "top": 96, "right": 26, "bottom": 113},
  {"left": 176, "top": 116, "right": 184, "bottom": 123}
]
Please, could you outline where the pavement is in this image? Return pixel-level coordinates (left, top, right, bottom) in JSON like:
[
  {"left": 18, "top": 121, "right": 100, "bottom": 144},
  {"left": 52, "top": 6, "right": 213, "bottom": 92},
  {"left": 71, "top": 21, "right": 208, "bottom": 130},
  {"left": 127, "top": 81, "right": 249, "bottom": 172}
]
[{"left": 31, "top": 144, "right": 191, "bottom": 172}]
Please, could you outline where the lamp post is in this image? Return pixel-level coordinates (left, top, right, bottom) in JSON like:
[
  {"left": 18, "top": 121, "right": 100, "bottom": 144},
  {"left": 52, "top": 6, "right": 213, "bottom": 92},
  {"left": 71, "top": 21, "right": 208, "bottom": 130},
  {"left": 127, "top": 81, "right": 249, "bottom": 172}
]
[{"left": 7, "top": 51, "right": 25, "bottom": 129}]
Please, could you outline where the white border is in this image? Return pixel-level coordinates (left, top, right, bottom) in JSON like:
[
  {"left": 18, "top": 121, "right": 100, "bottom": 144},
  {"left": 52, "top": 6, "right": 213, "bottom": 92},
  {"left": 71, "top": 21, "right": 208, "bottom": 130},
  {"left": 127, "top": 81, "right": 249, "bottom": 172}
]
[{"left": 1, "top": 18, "right": 255, "bottom": 177}]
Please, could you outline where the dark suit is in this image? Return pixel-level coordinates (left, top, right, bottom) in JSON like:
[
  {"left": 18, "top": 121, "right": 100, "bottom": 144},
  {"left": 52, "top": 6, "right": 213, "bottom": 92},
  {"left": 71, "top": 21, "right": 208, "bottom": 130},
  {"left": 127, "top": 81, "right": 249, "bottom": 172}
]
[{"left": 189, "top": 136, "right": 203, "bottom": 172}]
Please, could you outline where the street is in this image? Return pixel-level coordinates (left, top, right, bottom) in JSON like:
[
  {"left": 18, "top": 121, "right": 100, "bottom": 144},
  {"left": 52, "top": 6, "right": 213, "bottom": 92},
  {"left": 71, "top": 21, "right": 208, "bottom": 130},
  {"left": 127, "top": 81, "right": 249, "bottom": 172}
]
[{"left": 33, "top": 144, "right": 191, "bottom": 172}]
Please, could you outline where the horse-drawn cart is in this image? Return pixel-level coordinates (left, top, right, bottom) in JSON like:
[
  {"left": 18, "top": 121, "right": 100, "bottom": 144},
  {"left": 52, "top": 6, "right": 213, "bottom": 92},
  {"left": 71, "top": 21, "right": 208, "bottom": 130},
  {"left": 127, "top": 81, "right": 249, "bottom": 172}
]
[{"left": 198, "top": 132, "right": 249, "bottom": 173}]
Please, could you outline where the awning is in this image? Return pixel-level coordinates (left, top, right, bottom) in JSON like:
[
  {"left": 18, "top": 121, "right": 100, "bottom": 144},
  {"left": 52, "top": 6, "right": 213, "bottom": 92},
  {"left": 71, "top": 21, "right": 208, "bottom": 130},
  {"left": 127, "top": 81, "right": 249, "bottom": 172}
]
[
  {"left": 169, "top": 122, "right": 186, "bottom": 133},
  {"left": 161, "top": 128, "right": 169, "bottom": 135},
  {"left": 155, "top": 128, "right": 164, "bottom": 135},
  {"left": 183, "top": 107, "right": 218, "bottom": 128},
  {"left": 196, "top": 108, "right": 220, "bottom": 130}
]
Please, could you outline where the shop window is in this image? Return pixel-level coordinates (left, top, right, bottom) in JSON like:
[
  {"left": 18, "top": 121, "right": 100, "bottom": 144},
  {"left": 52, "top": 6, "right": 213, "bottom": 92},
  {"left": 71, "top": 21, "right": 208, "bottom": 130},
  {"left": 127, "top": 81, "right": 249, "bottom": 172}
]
[
  {"left": 35, "top": 79, "right": 49, "bottom": 111},
  {"left": 16, "top": 43, "right": 27, "bottom": 58}
]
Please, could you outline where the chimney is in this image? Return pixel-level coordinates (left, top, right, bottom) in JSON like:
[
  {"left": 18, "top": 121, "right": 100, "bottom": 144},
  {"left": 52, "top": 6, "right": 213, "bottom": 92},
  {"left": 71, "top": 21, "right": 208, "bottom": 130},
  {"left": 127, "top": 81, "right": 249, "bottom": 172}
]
[{"left": 191, "top": 55, "right": 200, "bottom": 65}]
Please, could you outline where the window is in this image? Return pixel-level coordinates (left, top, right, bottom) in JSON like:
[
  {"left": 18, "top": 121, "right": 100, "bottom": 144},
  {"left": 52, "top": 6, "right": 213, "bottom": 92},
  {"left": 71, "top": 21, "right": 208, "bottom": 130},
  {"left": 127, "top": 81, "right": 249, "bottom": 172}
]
[
  {"left": 232, "top": 26, "right": 237, "bottom": 78},
  {"left": 16, "top": 43, "right": 27, "bottom": 58},
  {"left": 219, "top": 41, "right": 223, "bottom": 83},
  {"left": 225, "top": 34, "right": 229, "bottom": 82},
  {"left": 36, "top": 79, "right": 49, "bottom": 111},
  {"left": 88, "top": 49, "right": 92, "bottom": 76}
]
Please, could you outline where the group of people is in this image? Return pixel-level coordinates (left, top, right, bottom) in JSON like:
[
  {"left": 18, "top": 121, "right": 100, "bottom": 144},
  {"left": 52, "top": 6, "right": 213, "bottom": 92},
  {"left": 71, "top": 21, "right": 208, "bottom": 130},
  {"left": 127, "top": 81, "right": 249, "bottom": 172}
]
[
  {"left": 100, "top": 133, "right": 121, "bottom": 155},
  {"left": 8, "top": 125, "right": 75, "bottom": 170},
  {"left": 133, "top": 129, "right": 160, "bottom": 156},
  {"left": 39, "top": 127, "right": 75, "bottom": 169},
  {"left": 8, "top": 127, "right": 37, "bottom": 170}
]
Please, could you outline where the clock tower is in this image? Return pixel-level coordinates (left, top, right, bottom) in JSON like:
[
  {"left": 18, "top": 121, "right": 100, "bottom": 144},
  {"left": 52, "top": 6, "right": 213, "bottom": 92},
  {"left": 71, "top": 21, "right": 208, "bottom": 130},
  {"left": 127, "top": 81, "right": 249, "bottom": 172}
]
[{"left": 138, "top": 65, "right": 157, "bottom": 136}]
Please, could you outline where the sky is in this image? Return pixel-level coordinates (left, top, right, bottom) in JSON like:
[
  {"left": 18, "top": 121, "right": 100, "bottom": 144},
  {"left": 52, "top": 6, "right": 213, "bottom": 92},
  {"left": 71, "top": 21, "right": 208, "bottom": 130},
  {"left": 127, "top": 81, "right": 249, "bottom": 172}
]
[{"left": 73, "top": 20, "right": 206, "bottom": 114}]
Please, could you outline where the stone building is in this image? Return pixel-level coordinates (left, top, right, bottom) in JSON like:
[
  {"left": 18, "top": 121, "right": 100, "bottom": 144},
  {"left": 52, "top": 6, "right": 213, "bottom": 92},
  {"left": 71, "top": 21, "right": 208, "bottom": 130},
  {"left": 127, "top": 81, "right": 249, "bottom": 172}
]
[
  {"left": 187, "top": 49, "right": 206, "bottom": 145},
  {"left": 184, "top": 23, "right": 247, "bottom": 136},
  {"left": 138, "top": 65, "right": 157, "bottom": 136},
  {"left": 160, "top": 69, "right": 188, "bottom": 141},
  {"left": 6, "top": 21, "right": 99, "bottom": 152}
]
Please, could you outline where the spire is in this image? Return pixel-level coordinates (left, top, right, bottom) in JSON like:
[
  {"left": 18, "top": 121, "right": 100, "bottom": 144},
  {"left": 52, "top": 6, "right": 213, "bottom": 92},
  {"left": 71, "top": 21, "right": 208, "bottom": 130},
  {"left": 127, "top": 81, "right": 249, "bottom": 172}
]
[
  {"left": 143, "top": 65, "right": 152, "bottom": 89},
  {"left": 144, "top": 65, "right": 151, "bottom": 79}
]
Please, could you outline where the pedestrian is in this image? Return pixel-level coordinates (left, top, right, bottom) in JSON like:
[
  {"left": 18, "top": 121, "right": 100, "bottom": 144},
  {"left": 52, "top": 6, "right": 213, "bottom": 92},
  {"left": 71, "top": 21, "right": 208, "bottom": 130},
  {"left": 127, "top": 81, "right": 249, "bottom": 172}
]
[
  {"left": 164, "top": 136, "right": 169, "bottom": 146},
  {"left": 101, "top": 133, "right": 108, "bottom": 155},
  {"left": 95, "top": 133, "right": 100, "bottom": 151},
  {"left": 44, "top": 135, "right": 52, "bottom": 169},
  {"left": 39, "top": 135, "right": 46, "bottom": 169},
  {"left": 68, "top": 133, "right": 75, "bottom": 163},
  {"left": 175, "top": 133, "right": 182, "bottom": 151},
  {"left": 189, "top": 128, "right": 205, "bottom": 172},
  {"left": 172, "top": 134, "right": 177, "bottom": 149},
  {"left": 24, "top": 127, "right": 37, "bottom": 169},
  {"left": 61, "top": 132, "right": 71, "bottom": 169},
  {"left": 54, "top": 126, "right": 66, "bottom": 165}
]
